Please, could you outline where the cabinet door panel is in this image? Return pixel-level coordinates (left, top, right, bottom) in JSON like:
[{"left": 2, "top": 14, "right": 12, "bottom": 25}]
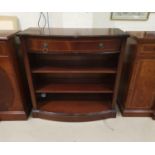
[
  {"left": 0, "top": 58, "right": 23, "bottom": 111},
  {"left": 0, "top": 60, "right": 13, "bottom": 110},
  {"left": 129, "top": 59, "right": 155, "bottom": 109},
  {"left": 0, "top": 41, "right": 8, "bottom": 56}
]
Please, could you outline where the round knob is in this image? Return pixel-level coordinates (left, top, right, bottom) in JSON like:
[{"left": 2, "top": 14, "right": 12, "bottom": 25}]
[
  {"left": 99, "top": 43, "right": 104, "bottom": 48},
  {"left": 41, "top": 93, "right": 47, "bottom": 98},
  {"left": 43, "top": 42, "right": 48, "bottom": 48},
  {"left": 42, "top": 42, "right": 48, "bottom": 53},
  {"left": 42, "top": 48, "right": 48, "bottom": 53}
]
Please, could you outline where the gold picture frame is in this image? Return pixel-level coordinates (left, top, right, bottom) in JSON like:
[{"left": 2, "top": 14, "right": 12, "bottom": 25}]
[{"left": 111, "top": 12, "right": 150, "bottom": 21}]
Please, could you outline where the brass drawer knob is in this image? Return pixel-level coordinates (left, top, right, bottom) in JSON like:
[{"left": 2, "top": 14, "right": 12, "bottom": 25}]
[
  {"left": 99, "top": 43, "right": 104, "bottom": 48},
  {"left": 43, "top": 42, "right": 48, "bottom": 48},
  {"left": 42, "top": 42, "right": 48, "bottom": 53}
]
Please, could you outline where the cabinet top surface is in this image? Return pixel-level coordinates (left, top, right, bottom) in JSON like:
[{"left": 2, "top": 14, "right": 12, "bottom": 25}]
[
  {"left": 128, "top": 31, "right": 155, "bottom": 41},
  {"left": 0, "top": 30, "right": 18, "bottom": 40},
  {"left": 18, "top": 27, "right": 128, "bottom": 38}
]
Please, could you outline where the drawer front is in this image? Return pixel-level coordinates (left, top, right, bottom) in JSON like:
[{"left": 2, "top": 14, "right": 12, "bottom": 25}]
[
  {"left": 27, "top": 38, "right": 121, "bottom": 53},
  {"left": 139, "top": 44, "right": 155, "bottom": 56},
  {"left": 0, "top": 41, "right": 7, "bottom": 56}
]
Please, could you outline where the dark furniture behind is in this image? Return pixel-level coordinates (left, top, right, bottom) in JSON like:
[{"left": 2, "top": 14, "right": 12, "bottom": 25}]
[
  {"left": 0, "top": 30, "right": 31, "bottom": 120},
  {"left": 18, "top": 28, "right": 128, "bottom": 122},
  {"left": 118, "top": 31, "right": 155, "bottom": 119}
]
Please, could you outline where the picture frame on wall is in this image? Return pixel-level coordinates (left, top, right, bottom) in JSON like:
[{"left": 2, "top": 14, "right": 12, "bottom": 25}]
[{"left": 111, "top": 12, "right": 150, "bottom": 21}]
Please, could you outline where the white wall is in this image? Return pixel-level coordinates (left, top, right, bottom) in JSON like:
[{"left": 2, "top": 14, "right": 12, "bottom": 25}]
[{"left": 0, "top": 12, "right": 155, "bottom": 31}]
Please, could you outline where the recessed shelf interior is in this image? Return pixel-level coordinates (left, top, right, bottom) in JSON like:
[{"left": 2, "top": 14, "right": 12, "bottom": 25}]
[
  {"left": 28, "top": 52, "right": 118, "bottom": 117},
  {"left": 33, "top": 73, "right": 115, "bottom": 93},
  {"left": 29, "top": 53, "right": 119, "bottom": 74}
]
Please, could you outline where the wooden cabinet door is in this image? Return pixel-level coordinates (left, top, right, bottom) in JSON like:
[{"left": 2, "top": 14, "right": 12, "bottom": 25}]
[
  {"left": 129, "top": 59, "right": 155, "bottom": 109},
  {"left": 0, "top": 57, "right": 23, "bottom": 111}
]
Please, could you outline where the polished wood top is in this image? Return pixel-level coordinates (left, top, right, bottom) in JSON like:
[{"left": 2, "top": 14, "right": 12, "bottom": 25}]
[
  {"left": 128, "top": 31, "right": 155, "bottom": 42},
  {"left": 0, "top": 30, "right": 18, "bottom": 40},
  {"left": 18, "top": 28, "right": 128, "bottom": 38}
]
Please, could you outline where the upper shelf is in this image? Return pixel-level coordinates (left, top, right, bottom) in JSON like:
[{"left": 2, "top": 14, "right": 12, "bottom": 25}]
[{"left": 32, "top": 66, "right": 117, "bottom": 74}]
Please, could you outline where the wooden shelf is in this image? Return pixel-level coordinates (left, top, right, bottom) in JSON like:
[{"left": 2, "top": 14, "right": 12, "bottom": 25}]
[
  {"left": 32, "top": 66, "right": 117, "bottom": 74},
  {"left": 38, "top": 98, "right": 112, "bottom": 114},
  {"left": 35, "top": 83, "right": 114, "bottom": 93}
]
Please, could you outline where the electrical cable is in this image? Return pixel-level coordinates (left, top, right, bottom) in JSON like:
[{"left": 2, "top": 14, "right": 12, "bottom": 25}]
[
  {"left": 46, "top": 12, "right": 50, "bottom": 33},
  {"left": 38, "top": 12, "right": 47, "bottom": 32},
  {"left": 47, "top": 12, "right": 50, "bottom": 29}
]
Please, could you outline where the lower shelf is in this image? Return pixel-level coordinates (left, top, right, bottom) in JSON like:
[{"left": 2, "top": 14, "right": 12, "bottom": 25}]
[
  {"left": 33, "top": 94, "right": 116, "bottom": 122},
  {"left": 35, "top": 83, "right": 114, "bottom": 93},
  {"left": 38, "top": 99, "right": 112, "bottom": 114}
]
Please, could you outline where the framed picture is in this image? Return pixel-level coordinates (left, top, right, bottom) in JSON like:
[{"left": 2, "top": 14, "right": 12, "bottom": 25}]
[{"left": 111, "top": 12, "right": 150, "bottom": 21}]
